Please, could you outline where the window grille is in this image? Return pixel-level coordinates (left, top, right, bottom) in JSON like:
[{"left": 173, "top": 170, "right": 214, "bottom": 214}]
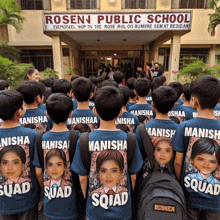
[
  {"left": 20, "top": 0, "right": 43, "bottom": 10},
  {"left": 69, "top": 0, "right": 97, "bottom": 9},
  {"left": 122, "top": 0, "right": 156, "bottom": 9}
]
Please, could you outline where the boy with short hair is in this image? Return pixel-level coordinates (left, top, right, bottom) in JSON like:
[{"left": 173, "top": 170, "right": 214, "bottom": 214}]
[
  {"left": 126, "top": 77, "right": 137, "bottom": 110},
  {"left": 172, "top": 75, "right": 220, "bottom": 219},
  {"left": 168, "top": 82, "right": 191, "bottom": 122},
  {"left": 33, "top": 93, "right": 82, "bottom": 220},
  {"left": 52, "top": 79, "right": 72, "bottom": 97},
  {"left": 68, "top": 77, "right": 99, "bottom": 131},
  {"left": 71, "top": 86, "right": 143, "bottom": 220},
  {"left": 16, "top": 81, "right": 52, "bottom": 133},
  {"left": 128, "top": 78, "right": 154, "bottom": 123},
  {"left": 0, "top": 80, "right": 9, "bottom": 90},
  {"left": 113, "top": 71, "right": 124, "bottom": 86},
  {"left": 116, "top": 86, "right": 139, "bottom": 133},
  {"left": 0, "top": 90, "right": 39, "bottom": 219}
]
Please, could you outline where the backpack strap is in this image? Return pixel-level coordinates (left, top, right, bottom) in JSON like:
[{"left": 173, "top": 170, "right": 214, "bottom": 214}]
[
  {"left": 79, "top": 132, "right": 90, "bottom": 173},
  {"left": 69, "top": 130, "right": 79, "bottom": 163},
  {"left": 35, "top": 133, "right": 44, "bottom": 169},
  {"left": 127, "top": 132, "right": 136, "bottom": 168},
  {"left": 137, "top": 124, "right": 156, "bottom": 169}
]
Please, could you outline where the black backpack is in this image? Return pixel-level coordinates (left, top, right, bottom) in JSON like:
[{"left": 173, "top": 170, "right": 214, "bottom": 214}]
[{"left": 137, "top": 124, "right": 187, "bottom": 220}]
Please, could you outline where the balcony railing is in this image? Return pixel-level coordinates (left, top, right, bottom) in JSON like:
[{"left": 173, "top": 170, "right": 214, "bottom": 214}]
[
  {"left": 68, "top": 0, "right": 97, "bottom": 9},
  {"left": 122, "top": 0, "right": 156, "bottom": 9}
]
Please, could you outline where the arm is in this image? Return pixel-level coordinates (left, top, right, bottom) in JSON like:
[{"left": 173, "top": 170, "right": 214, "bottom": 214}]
[
  {"left": 174, "top": 152, "right": 184, "bottom": 181},
  {"left": 35, "top": 167, "right": 43, "bottom": 190},
  {"left": 130, "top": 174, "right": 137, "bottom": 191},
  {"left": 79, "top": 175, "right": 88, "bottom": 198}
]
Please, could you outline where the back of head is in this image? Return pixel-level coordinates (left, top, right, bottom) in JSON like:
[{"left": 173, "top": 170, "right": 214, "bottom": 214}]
[
  {"left": 134, "top": 78, "right": 151, "bottom": 97},
  {"left": 71, "top": 75, "right": 80, "bottom": 82},
  {"left": 96, "top": 76, "right": 105, "bottom": 86},
  {"left": 98, "top": 79, "right": 118, "bottom": 89},
  {"left": 159, "top": 75, "right": 166, "bottom": 84},
  {"left": 168, "top": 82, "right": 183, "bottom": 99},
  {"left": 118, "top": 86, "right": 133, "bottom": 106},
  {"left": 190, "top": 75, "right": 220, "bottom": 109},
  {"left": 0, "top": 80, "right": 9, "bottom": 90},
  {"left": 183, "top": 83, "right": 191, "bottom": 101},
  {"left": 42, "top": 78, "right": 54, "bottom": 88},
  {"left": 126, "top": 77, "right": 136, "bottom": 90},
  {"left": 146, "top": 62, "right": 152, "bottom": 69},
  {"left": 52, "top": 79, "right": 71, "bottom": 95},
  {"left": 72, "top": 77, "right": 93, "bottom": 102},
  {"left": 94, "top": 86, "right": 123, "bottom": 121},
  {"left": 16, "top": 81, "right": 42, "bottom": 104},
  {"left": 151, "top": 77, "right": 163, "bottom": 91},
  {"left": 152, "top": 86, "right": 178, "bottom": 114},
  {"left": 0, "top": 90, "right": 23, "bottom": 120},
  {"left": 113, "top": 71, "right": 124, "bottom": 84},
  {"left": 46, "top": 93, "right": 73, "bottom": 124},
  {"left": 89, "top": 76, "right": 98, "bottom": 86}
]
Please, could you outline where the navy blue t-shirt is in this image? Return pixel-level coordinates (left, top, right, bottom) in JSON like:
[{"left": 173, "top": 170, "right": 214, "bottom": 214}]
[
  {"left": 33, "top": 131, "right": 80, "bottom": 220},
  {"left": 71, "top": 130, "right": 143, "bottom": 220},
  {"left": 0, "top": 126, "right": 39, "bottom": 214},
  {"left": 146, "top": 94, "right": 152, "bottom": 105},
  {"left": 168, "top": 104, "right": 192, "bottom": 122},
  {"left": 214, "top": 104, "right": 220, "bottom": 120},
  {"left": 126, "top": 102, "right": 136, "bottom": 111},
  {"left": 172, "top": 118, "right": 220, "bottom": 211}
]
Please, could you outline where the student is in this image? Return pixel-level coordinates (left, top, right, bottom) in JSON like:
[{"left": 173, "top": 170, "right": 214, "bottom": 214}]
[
  {"left": 0, "top": 80, "right": 9, "bottom": 90},
  {"left": 68, "top": 77, "right": 99, "bottom": 131},
  {"left": 172, "top": 75, "right": 220, "bottom": 219},
  {"left": 128, "top": 78, "right": 154, "bottom": 123},
  {"left": 0, "top": 90, "right": 39, "bottom": 219},
  {"left": 168, "top": 82, "right": 192, "bottom": 122},
  {"left": 71, "top": 86, "right": 143, "bottom": 220},
  {"left": 126, "top": 77, "right": 137, "bottom": 110},
  {"left": 23, "top": 67, "right": 40, "bottom": 81},
  {"left": 37, "top": 82, "right": 47, "bottom": 111},
  {"left": 152, "top": 62, "right": 164, "bottom": 77},
  {"left": 33, "top": 93, "right": 81, "bottom": 220},
  {"left": 181, "top": 83, "right": 197, "bottom": 119},
  {"left": 113, "top": 71, "right": 124, "bottom": 86},
  {"left": 116, "top": 86, "right": 139, "bottom": 133},
  {"left": 136, "top": 64, "right": 146, "bottom": 78},
  {"left": 135, "top": 86, "right": 178, "bottom": 160},
  {"left": 52, "top": 79, "right": 72, "bottom": 97},
  {"left": 16, "top": 81, "right": 52, "bottom": 133}
]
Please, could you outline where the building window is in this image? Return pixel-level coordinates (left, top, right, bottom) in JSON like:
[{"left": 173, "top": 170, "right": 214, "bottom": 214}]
[
  {"left": 69, "top": 0, "right": 97, "bottom": 9},
  {"left": 122, "top": 0, "right": 156, "bottom": 9},
  {"left": 20, "top": 0, "right": 43, "bottom": 10},
  {"left": 20, "top": 50, "right": 53, "bottom": 71},
  {"left": 179, "top": 0, "right": 210, "bottom": 9}
]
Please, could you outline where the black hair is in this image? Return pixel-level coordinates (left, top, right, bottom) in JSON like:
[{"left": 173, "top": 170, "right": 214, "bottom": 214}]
[
  {"left": 118, "top": 86, "right": 133, "bottom": 106},
  {"left": 137, "top": 64, "right": 143, "bottom": 69},
  {"left": 71, "top": 75, "right": 80, "bottom": 82},
  {"left": 0, "top": 90, "right": 24, "bottom": 120},
  {"left": 96, "top": 149, "right": 124, "bottom": 173},
  {"left": 46, "top": 93, "right": 73, "bottom": 124},
  {"left": 191, "top": 138, "right": 220, "bottom": 165},
  {"left": 45, "top": 149, "right": 67, "bottom": 168},
  {"left": 152, "top": 86, "right": 178, "bottom": 114},
  {"left": 44, "top": 87, "right": 53, "bottom": 103},
  {"left": 89, "top": 76, "right": 98, "bottom": 86},
  {"left": 73, "top": 123, "right": 91, "bottom": 133},
  {"left": 154, "top": 62, "right": 159, "bottom": 65},
  {"left": 0, "top": 80, "right": 9, "bottom": 90},
  {"left": 190, "top": 75, "right": 220, "bottom": 109},
  {"left": 23, "top": 68, "right": 36, "bottom": 81},
  {"left": 126, "top": 77, "right": 136, "bottom": 90},
  {"left": 94, "top": 86, "right": 123, "bottom": 121},
  {"left": 159, "top": 75, "right": 166, "bottom": 84},
  {"left": 71, "top": 77, "right": 93, "bottom": 102},
  {"left": 169, "top": 116, "right": 180, "bottom": 124},
  {"left": 0, "top": 145, "right": 26, "bottom": 164},
  {"left": 183, "top": 83, "right": 191, "bottom": 101},
  {"left": 116, "top": 124, "right": 129, "bottom": 133},
  {"left": 113, "top": 71, "right": 124, "bottom": 84},
  {"left": 146, "top": 63, "right": 152, "bottom": 68},
  {"left": 42, "top": 78, "right": 54, "bottom": 88},
  {"left": 168, "top": 82, "right": 183, "bottom": 99},
  {"left": 96, "top": 76, "right": 105, "bottom": 85},
  {"left": 52, "top": 79, "right": 72, "bottom": 95},
  {"left": 134, "top": 78, "right": 151, "bottom": 97},
  {"left": 151, "top": 77, "right": 163, "bottom": 91},
  {"left": 98, "top": 79, "right": 118, "bottom": 89},
  {"left": 16, "top": 81, "right": 43, "bottom": 104},
  {"left": 38, "top": 82, "right": 46, "bottom": 98}
]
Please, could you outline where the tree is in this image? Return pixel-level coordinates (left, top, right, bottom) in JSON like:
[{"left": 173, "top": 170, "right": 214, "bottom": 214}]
[
  {"left": 208, "top": 0, "right": 220, "bottom": 36},
  {"left": 0, "top": 0, "right": 25, "bottom": 33}
]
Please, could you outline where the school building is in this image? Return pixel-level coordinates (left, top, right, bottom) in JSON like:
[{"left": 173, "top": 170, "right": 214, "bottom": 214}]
[{"left": 1, "top": 0, "right": 220, "bottom": 82}]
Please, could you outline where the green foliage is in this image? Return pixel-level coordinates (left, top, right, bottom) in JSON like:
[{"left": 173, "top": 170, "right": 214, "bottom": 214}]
[
  {"left": 178, "top": 57, "right": 220, "bottom": 82},
  {"left": 0, "top": 41, "right": 20, "bottom": 60},
  {"left": 208, "top": 0, "right": 220, "bottom": 33},
  {"left": 43, "top": 68, "right": 59, "bottom": 79},
  {"left": 67, "top": 68, "right": 75, "bottom": 75},
  {"left": 0, "top": 55, "right": 33, "bottom": 88},
  {"left": 0, "top": 0, "right": 25, "bottom": 32}
]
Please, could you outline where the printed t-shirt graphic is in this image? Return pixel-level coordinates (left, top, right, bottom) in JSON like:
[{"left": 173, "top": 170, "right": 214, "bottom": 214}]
[
  {"left": 214, "top": 104, "right": 220, "bottom": 120},
  {"left": 0, "top": 126, "right": 39, "bottom": 215},
  {"left": 33, "top": 131, "right": 79, "bottom": 220},
  {"left": 172, "top": 118, "right": 220, "bottom": 211},
  {"left": 19, "top": 108, "right": 52, "bottom": 133},
  {"left": 71, "top": 130, "right": 143, "bottom": 220}
]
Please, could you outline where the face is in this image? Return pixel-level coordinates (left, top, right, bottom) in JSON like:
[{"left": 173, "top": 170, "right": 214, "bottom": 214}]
[
  {"left": 98, "top": 160, "right": 122, "bottom": 189},
  {"left": 46, "top": 156, "right": 65, "bottom": 181},
  {"left": 28, "top": 69, "right": 40, "bottom": 81},
  {"left": 193, "top": 153, "right": 218, "bottom": 177},
  {"left": 154, "top": 141, "right": 173, "bottom": 165},
  {"left": 0, "top": 152, "right": 24, "bottom": 181},
  {"left": 154, "top": 64, "right": 159, "bottom": 69}
]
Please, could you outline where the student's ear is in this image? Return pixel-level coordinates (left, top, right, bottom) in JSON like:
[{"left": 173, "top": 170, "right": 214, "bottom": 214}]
[
  {"left": 190, "top": 96, "right": 199, "bottom": 109},
  {"left": 151, "top": 101, "right": 156, "bottom": 112},
  {"left": 68, "top": 111, "right": 73, "bottom": 118},
  {"left": 46, "top": 111, "right": 50, "bottom": 118},
  {"left": 67, "top": 89, "right": 72, "bottom": 97},
  {"left": 182, "top": 94, "right": 186, "bottom": 101},
  {"left": 117, "top": 109, "right": 123, "bottom": 118},
  {"left": 93, "top": 107, "right": 99, "bottom": 116},
  {"left": 72, "top": 93, "right": 76, "bottom": 99},
  {"left": 89, "top": 93, "right": 94, "bottom": 100},
  {"left": 134, "top": 90, "right": 137, "bottom": 96},
  {"left": 35, "top": 95, "right": 41, "bottom": 104}
]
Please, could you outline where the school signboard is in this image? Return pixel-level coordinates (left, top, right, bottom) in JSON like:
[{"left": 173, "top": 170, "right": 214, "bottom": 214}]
[{"left": 43, "top": 11, "right": 192, "bottom": 31}]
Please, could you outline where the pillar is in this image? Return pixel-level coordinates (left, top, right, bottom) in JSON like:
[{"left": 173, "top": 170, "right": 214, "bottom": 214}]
[
  {"left": 209, "top": 44, "right": 217, "bottom": 65},
  {"left": 52, "top": 34, "right": 63, "bottom": 78},
  {"left": 168, "top": 33, "right": 181, "bottom": 82}
]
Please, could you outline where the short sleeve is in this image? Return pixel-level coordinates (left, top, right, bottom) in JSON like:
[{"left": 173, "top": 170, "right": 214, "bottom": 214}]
[{"left": 32, "top": 143, "right": 41, "bottom": 168}]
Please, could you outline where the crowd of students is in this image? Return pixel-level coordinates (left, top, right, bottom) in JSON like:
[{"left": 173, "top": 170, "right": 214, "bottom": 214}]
[{"left": 0, "top": 67, "right": 220, "bottom": 220}]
